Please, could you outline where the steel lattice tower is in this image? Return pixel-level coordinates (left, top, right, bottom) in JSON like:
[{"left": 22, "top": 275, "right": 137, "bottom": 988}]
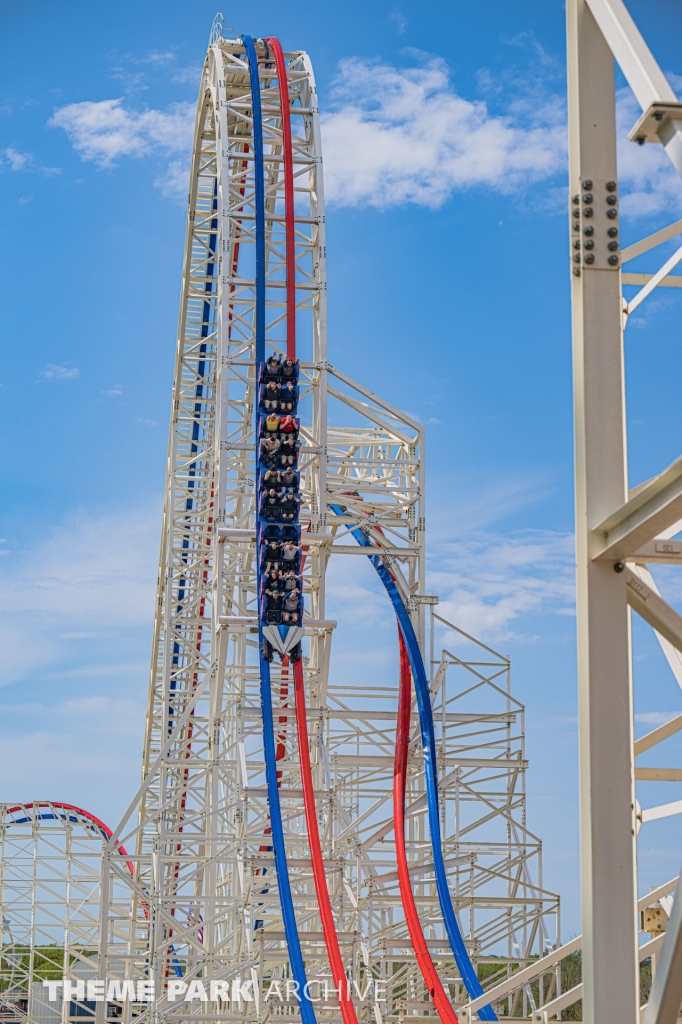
[
  {"left": 93, "top": 23, "right": 558, "bottom": 1024},
  {"left": 1, "top": 20, "right": 558, "bottom": 1024}
]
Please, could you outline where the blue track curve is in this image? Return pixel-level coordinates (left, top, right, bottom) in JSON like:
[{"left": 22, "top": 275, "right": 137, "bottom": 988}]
[
  {"left": 243, "top": 35, "right": 316, "bottom": 1024},
  {"left": 328, "top": 506, "right": 497, "bottom": 1020}
]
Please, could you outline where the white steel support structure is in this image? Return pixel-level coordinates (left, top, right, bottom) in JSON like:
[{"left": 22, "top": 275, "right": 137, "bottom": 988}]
[
  {"left": 567, "top": 5, "right": 638, "bottom": 1022},
  {"left": 0, "top": 21, "right": 557, "bottom": 1024},
  {"left": 90, "top": 21, "right": 559, "bottom": 1024},
  {"left": 566, "top": 2, "right": 682, "bottom": 1023},
  {"left": 0, "top": 804, "right": 117, "bottom": 1024}
]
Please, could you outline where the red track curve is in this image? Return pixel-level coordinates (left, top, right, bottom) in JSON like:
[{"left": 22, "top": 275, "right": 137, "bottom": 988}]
[
  {"left": 5, "top": 801, "right": 134, "bottom": 876},
  {"left": 337, "top": 496, "right": 459, "bottom": 1023},
  {"left": 394, "top": 633, "right": 459, "bottom": 1024}
]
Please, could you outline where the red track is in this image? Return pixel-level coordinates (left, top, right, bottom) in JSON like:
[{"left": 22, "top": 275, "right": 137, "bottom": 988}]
[
  {"left": 394, "top": 632, "right": 459, "bottom": 1024},
  {"left": 258, "top": 38, "right": 454, "bottom": 1023},
  {"left": 293, "top": 658, "right": 358, "bottom": 1024},
  {"left": 5, "top": 801, "right": 134, "bottom": 876},
  {"left": 267, "top": 36, "right": 296, "bottom": 360},
  {"left": 337, "top": 496, "right": 458, "bottom": 1023},
  {"left": 264, "top": 35, "right": 359, "bottom": 1024}
]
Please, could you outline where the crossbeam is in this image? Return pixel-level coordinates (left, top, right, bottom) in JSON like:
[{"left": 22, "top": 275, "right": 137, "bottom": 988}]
[
  {"left": 585, "top": 0, "right": 682, "bottom": 179},
  {"left": 460, "top": 879, "right": 678, "bottom": 1017},
  {"left": 592, "top": 455, "right": 682, "bottom": 560},
  {"left": 625, "top": 567, "right": 682, "bottom": 651}
]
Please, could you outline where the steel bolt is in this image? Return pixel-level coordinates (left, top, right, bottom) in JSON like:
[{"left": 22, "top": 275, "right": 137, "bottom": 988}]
[
  {"left": 608, "top": 255, "right": 619, "bottom": 265},
  {"left": 583, "top": 193, "right": 594, "bottom": 203},
  {"left": 573, "top": 254, "right": 581, "bottom": 263},
  {"left": 584, "top": 254, "right": 595, "bottom": 264},
  {"left": 608, "top": 241, "right": 618, "bottom": 251},
  {"left": 572, "top": 195, "right": 580, "bottom": 204},
  {"left": 584, "top": 226, "right": 594, "bottom": 236},
  {"left": 614, "top": 562, "right": 625, "bottom": 573},
  {"left": 573, "top": 240, "right": 581, "bottom": 249},
  {"left": 607, "top": 227, "right": 618, "bottom": 237},
  {"left": 606, "top": 181, "right": 617, "bottom": 191},
  {"left": 606, "top": 194, "right": 617, "bottom": 205},
  {"left": 584, "top": 207, "right": 594, "bottom": 218},
  {"left": 572, "top": 209, "right": 580, "bottom": 218},
  {"left": 607, "top": 208, "right": 618, "bottom": 219},
  {"left": 573, "top": 267, "right": 581, "bottom": 277},
  {"left": 583, "top": 179, "right": 593, "bottom": 189},
  {"left": 584, "top": 240, "right": 594, "bottom": 250}
]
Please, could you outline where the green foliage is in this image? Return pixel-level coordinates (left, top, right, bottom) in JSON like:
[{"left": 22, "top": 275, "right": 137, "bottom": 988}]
[
  {"left": 1, "top": 947, "right": 98, "bottom": 991},
  {"left": 476, "top": 948, "right": 653, "bottom": 1019}
]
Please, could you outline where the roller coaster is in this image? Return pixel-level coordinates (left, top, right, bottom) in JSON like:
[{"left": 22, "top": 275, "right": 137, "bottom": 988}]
[
  {"left": 4, "top": 5, "right": 682, "bottom": 1024},
  {"left": 0, "top": 19, "right": 560, "bottom": 1024}
]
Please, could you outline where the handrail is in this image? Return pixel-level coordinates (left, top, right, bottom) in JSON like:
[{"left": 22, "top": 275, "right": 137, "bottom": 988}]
[{"left": 463, "top": 877, "right": 678, "bottom": 1015}]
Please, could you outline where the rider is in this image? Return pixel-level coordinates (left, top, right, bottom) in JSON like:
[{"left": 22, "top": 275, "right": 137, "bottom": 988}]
[
  {"left": 263, "top": 380, "right": 281, "bottom": 411},
  {"left": 281, "top": 540, "right": 299, "bottom": 567},
  {"left": 263, "top": 539, "right": 281, "bottom": 572},
  {"left": 279, "top": 414, "right": 297, "bottom": 435},
  {"left": 282, "top": 587, "right": 300, "bottom": 625},
  {"left": 279, "top": 434, "right": 300, "bottom": 467},
  {"left": 279, "top": 467, "right": 297, "bottom": 488},
  {"left": 264, "top": 412, "right": 281, "bottom": 435},
  {"left": 260, "top": 436, "right": 281, "bottom": 467},
  {"left": 262, "top": 488, "right": 281, "bottom": 521},
  {"left": 280, "top": 356, "right": 298, "bottom": 380},
  {"left": 264, "top": 355, "right": 281, "bottom": 381},
  {"left": 279, "top": 380, "right": 296, "bottom": 412}
]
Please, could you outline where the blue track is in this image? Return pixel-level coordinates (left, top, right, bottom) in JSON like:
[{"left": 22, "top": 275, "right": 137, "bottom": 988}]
[
  {"left": 244, "top": 35, "right": 316, "bottom": 1024},
  {"left": 328, "top": 506, "right": 497, "bottom": 1020}
]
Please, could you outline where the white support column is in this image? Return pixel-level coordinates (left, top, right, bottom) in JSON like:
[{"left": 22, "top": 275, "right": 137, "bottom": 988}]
[
  {"left": 585, "top": 0, "right": 682, "bottom": 178},
  {"left": 567, "top": 3, "right": 639, "bottom": 1022}
]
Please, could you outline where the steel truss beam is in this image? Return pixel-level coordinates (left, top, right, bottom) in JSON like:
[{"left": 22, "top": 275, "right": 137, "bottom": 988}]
[{"left": 567, "top": 2, "right": 682, "bottom": 1022}]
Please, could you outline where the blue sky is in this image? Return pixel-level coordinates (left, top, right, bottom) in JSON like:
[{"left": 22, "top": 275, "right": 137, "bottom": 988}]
[{"left": 1, "top": 0, "right": 682, "bottom": 939}]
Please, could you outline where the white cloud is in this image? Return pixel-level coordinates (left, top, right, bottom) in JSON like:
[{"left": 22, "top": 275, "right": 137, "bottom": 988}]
[
  {"left": 49, "top": 98, "right": 194, "bottom": 168},
  {"left": 102, "top": 386, "right": 122, "bottom": 396},
  {"left": 0, "top": 504, "right": 159, "bottom": 686},
  {"left": 320, "top": 53, "right": 682, "bottom": 217},
  {"left": 155, "top": 158, "right": 189, "bottom": 201},
  {"left": 389, "top": 11, "right": 408, "bottom": 35},
  {"left": 171, "top": 66, "right": 203, "bottom": 85},
  {"left": 321, "top": 56, "right": 566, "bottom": 208},
  {"left": 0, "top": 694, "right": 146, "bottom": 814},
  {"left": 635, "top": 711, "right": 680, "bottom": 725},
  {"left": 5, "top": 146, "right": 31, "bottom": 170},
  {"left": 2, "top": 146, "right": 61, "bottom": 176},
  {"left": 43, "top": 52, "right": 682, "bottom": 220},
  {"left": 429, "top": 529, "right": 575, "bottom": 643},
  {"left": 40, "top": 363, "right": 79, "bottom": 380},
  {"left": 617, "top": 86, "right": 682, "bottom": 218},
  {"left": 144, "top": 50, "right": 176, "bottom": 65},
  {"left": 326, "top": 554, "right": 394, "bottom": 630}
]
